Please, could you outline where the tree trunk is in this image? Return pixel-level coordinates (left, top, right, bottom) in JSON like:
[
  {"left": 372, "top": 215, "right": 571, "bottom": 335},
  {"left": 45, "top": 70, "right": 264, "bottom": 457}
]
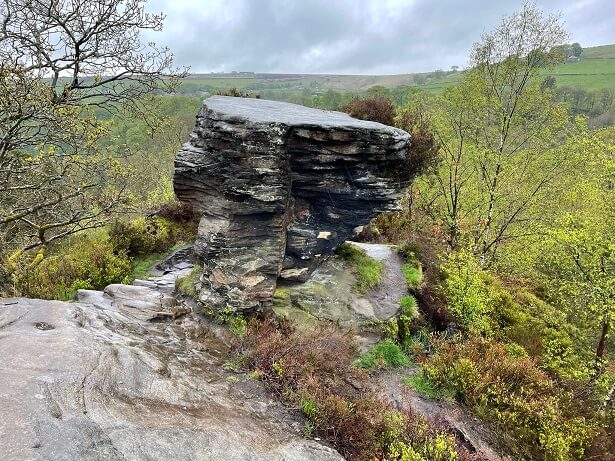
[{"left": 596, "top": 314, "right": 610, "bottom": 362}]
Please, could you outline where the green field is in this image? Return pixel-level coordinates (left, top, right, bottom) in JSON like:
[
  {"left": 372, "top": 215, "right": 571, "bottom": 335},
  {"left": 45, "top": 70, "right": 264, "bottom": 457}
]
[
  {"left": 545, "top": 53, "right": 615, "bottom": 91},
  {"left": 177, "top": 44, "right": 615, "bottom": 102}
]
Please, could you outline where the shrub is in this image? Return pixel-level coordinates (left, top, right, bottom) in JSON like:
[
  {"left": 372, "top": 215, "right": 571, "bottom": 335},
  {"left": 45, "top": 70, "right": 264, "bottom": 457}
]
[
  {"left": 238, "top": 317, "right": 481, "bottom": 461},
  {"left": 216, "top": 87, "right": 261, "bottom": 98},
  {"left": 109, "top": 216, "right": 167, "bottom": 256},
  {"left": 439, "top": 249, "right": 495, "bottom": 335},
  {"left": 156, "top": 200, "right": 198, "bottom": 223},
  {"left": 337, "top": 243, "right": 384, "bottom": 294},
  {"left": 421, "top": 337, "right": 594, "bottom": 460},
  {"left": 341, "top": 96, "right": 395, "bottom": 125},
  {"left": 395, "top": 295, "right": 420, "bottom": 347},
  {"left": 11, "top": 235, "right": 131, "bottom": 300},
  {"left": 109, "top": 215, "right": 195, "bottom": 257},
  {"left": 358, "top": 340, "right": 410, "bottom": 369},
  {"left": 390, "top": 104, "right": 440, "bottom": 183}
]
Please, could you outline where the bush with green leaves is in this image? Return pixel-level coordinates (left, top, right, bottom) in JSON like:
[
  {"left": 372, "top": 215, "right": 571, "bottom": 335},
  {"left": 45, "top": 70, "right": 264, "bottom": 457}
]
[
  {"left": 421, "top": 337, "right": 595, "bottom": 460},
  {"left": 390, "top": 295, "right": 420, "bottom": 347},
  {"left": 10, "top": 234, "right": 132, "bottom": 300},
  {"left": 439, "top": 249, "right": 495, "bottom": 335},
  {"left": 109, "top": 216, "right": 191, "bottom": 257}
]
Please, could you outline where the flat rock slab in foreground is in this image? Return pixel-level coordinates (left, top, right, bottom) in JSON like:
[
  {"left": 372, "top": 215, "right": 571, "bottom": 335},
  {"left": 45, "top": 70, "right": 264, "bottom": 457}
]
[
  {"left": 175, "top": 96, "right": 411, "bottom": 310},
  {"left": 0, "top": 297, "right": 343, "bottom": 461}
]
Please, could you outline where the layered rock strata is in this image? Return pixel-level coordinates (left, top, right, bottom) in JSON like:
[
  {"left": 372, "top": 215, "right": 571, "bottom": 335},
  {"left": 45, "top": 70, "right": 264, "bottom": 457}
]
[{"left": 174, "top": 96, "right": 410, "bottom": 310}]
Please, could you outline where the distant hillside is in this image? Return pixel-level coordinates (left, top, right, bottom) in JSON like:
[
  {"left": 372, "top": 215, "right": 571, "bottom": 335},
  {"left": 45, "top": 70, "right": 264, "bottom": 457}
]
[
  {"left": 544, "top": 44, "right": 615, "bottom": 91},
  {"left": 580, "top": 44, "right": 615, "bottom": 59},
  {"left": 178, "top": 44, "right": 615, "bottom": 99}
]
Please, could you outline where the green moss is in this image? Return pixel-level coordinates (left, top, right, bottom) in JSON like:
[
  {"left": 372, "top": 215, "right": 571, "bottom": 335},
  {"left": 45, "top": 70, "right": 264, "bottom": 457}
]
[
  {"left": 175, "top": 266, "right": 200, "bottom": 299},
  {"left": 337, "top": 243, "right": 384, "bottom": 294},
  {"left": 357, "top": 340, "right": 410, "bottom": 369}
]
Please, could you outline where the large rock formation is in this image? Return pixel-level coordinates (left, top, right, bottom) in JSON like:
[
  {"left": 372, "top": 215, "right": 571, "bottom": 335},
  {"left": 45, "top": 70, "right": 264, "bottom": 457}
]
[{"left": 174, "top": 96, "right": 410, "bottom": 310}]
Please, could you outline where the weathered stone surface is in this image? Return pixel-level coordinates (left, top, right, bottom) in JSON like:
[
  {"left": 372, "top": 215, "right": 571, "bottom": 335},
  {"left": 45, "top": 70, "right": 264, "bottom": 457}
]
[
  {"left": 174, "top": 96, "right": 410, "bottom": 310},
  {"left": 273, "top": 242, "right": 405, "bottom": 327},
  {"left": 0, "top": 294, "right": 343, "bottom": 460}
]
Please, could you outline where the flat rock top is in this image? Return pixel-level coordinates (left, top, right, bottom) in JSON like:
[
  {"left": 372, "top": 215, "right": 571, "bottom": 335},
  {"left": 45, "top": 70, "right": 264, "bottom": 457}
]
[{"left": 204, "top": 96, "right": 406, "bottom": 134}]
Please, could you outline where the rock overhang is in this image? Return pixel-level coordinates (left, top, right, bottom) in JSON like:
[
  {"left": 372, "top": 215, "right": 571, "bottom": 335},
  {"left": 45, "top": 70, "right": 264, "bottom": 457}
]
[{"left": 174, "top": 96, "right": 411, "bottom": 311}]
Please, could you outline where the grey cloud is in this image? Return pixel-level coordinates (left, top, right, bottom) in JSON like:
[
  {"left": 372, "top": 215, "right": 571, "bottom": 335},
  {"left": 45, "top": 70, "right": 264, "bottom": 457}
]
[{"left": 144, "top": 0, "right": 615, "bottom": 74}]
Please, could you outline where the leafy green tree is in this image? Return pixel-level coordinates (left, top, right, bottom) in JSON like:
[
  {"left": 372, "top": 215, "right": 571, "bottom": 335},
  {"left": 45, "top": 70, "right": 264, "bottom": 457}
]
[
  {"left": 570, "top": 42, "right": 583, "bottom": 58},
  {"left": 539, "top": 125, "right": 615, "bottom": 367},
  {"left": 467, "top": 2, "right": 569, "bottom": 265},
  {"left": 0, "top": 0, "right": 184, "bottom": 255},
  {"left": 413, "top": 2, "right": 572, "bottom": 263}
]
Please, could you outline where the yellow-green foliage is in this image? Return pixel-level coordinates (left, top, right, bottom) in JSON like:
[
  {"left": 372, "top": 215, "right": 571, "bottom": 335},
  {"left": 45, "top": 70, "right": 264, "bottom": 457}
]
[
  {"left": 386, "top": 434, "right": 459, "bottom": 461},
  {"left": 11, "top": 234, "right": 132, "bottom": 300},
  {"left": 439, "top": 249, "right": 496, "bottom": 335},
  {"left": 402, "top": 264, "right": 423, "bottom": 291},
  {"left": 337, "top": 242, "right": 384, "bottom": 294},
  {"left": 437, "top": 247, "right": 592, "bottom": 378},
  {"left": 109, "top": 216, "right": 193, "bottom": 257},
  {"left": 391, "top": 295, "right": 419, "bottom": 347},
  {"left": 398, "top": 243, "right": 424, "bottom": 291},
  {"left": 216, "top": 307, "right": 248, "bottom": 337},
  {"left": 7, "top": 208, "right": 198, "bottom": 301},
  {"left": 422, "top": 337, "right": 593, "bottom": 461},
  {"left": 497, "top": 289, "right": 590, "bottom": 379}
]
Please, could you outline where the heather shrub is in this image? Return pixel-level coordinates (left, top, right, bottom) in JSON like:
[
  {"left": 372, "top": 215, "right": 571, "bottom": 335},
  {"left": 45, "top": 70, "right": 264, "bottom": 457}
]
[
  {"left": 341, "top": 96, "right": 395, "bottom": 125},
  {"left": 422, "top": 337, "right": 593, "bottom": 460},
  {"left": 238, "top": 318, "right": 482, "bottom": 461},
  {"left": 392, "top": 103, "right": 439, "bottom": 182},
  {"left": 156, "top": 200, "right": 198, "bottom": 223}
]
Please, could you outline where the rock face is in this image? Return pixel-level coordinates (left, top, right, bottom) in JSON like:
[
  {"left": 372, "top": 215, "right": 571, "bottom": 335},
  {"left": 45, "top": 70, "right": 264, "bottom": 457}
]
[
  {"left": 0, "top": 259, "right": 343, "bottom": 461},
  {"left": 174, "top": 96, "right": 410, "bottom": 310},
  {"left": 273, "top": 242, "right": 406, "bottom": 328}
]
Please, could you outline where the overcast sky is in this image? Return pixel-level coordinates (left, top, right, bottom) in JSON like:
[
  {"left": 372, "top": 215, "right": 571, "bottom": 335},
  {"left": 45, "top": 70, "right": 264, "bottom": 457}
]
[{"left": 144, "top": 0, "right": 615, "bottom": 75}]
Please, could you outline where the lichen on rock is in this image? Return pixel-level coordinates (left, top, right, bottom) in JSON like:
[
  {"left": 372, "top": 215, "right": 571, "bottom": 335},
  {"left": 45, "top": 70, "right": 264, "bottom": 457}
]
[{"left": 174, "top": 96, "right": 411, "bottom": 310}]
